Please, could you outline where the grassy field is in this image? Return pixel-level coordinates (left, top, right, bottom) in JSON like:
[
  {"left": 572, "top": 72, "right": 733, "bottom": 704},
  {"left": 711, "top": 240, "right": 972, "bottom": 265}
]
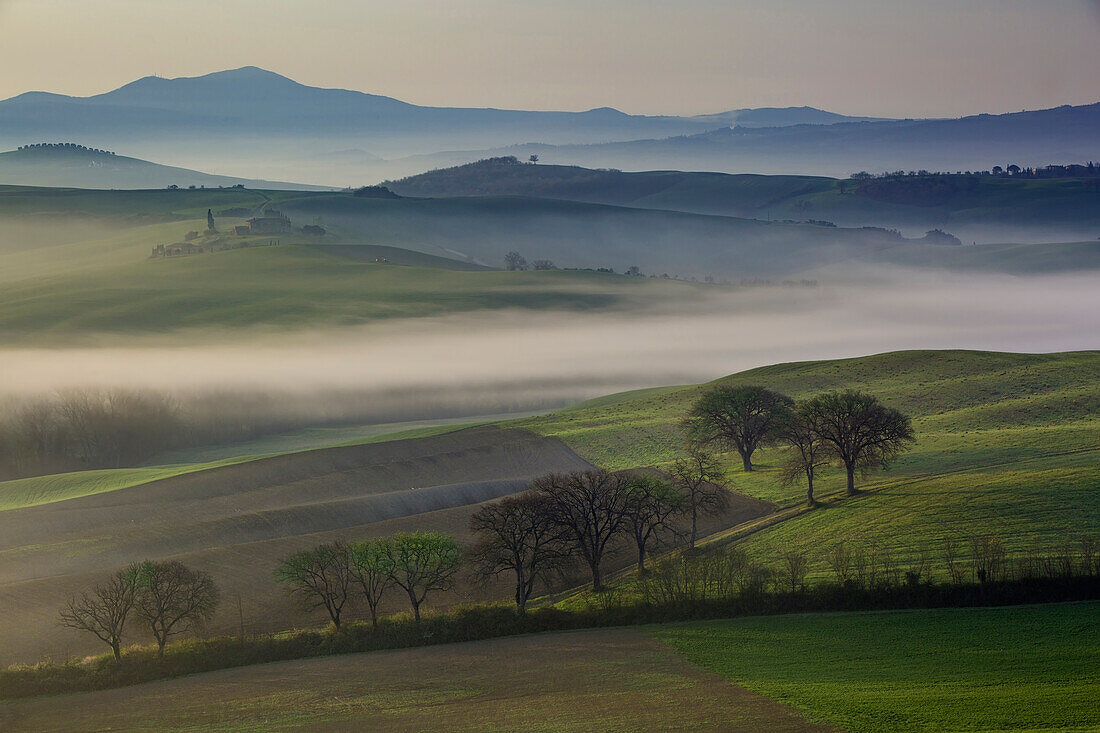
[
  {"left": 0, "top": 629, "right": 830, "bottom": 732},
  {"left": 514, "top": 350, "right": 1100, "bottom": 571},
  {"left": 0, "top": 231, "right": 707, "bottom": 341},
  {"left": 654, "top": 602, "right": 1100, "bottom": 732}
]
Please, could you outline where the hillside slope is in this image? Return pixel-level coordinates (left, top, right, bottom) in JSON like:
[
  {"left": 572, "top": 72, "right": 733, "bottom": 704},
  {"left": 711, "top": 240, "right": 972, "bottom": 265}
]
[
  {"left": 387, "top": 158, "right": 1100, "bottom": 242},
  {"left": 0, "top": 428, "right": 592, "bottom": 664},
  {"left": 434, "top": 102, "right": 1100, "bottom": 178},
  {"left": 516, "top": 350, "right": 1100, "bottom": 570},
  {"left": 0, "top": 145, "right": 327, "bottom": 190}
]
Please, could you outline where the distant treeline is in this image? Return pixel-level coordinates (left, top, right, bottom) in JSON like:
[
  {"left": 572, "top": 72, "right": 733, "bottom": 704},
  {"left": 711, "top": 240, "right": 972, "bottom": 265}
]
[
  {"left": 0, "top": 387, "right": 575, "bottom": 480},
  {"left": 16, "top": 143, "right": 116, "bottom": 155},
  {"left": 0, "top": 389, "right": 353, "bottom": 479},
  {"left": 849, "top": 162, "right": 1099, "bottom": 180}
]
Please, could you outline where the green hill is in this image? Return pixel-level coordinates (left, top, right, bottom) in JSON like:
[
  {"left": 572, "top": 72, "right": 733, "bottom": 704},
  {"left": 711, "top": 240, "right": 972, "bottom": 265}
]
[
  {"left": 0, "top": 239, "right": 705, "bottom": 341},
  {"left": 514, "top": 350, "right": 1100, "bottom": 570}
]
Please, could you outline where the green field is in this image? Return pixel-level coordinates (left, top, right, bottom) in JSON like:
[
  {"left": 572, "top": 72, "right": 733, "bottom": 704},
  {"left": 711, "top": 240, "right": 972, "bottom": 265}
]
[
  {"left": 653, "top": 602, "right": 1100, "bottom": 732},
  {"left": 515, "top": 350, "right": 1100, "bottom": 571},
  {"left": 0, "top": 236, "right": 706, "bottom": 342}
]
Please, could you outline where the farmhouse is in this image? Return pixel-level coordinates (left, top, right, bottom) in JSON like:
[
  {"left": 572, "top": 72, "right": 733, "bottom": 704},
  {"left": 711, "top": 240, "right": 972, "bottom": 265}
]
[
  {"left": 247, "top": 210, "right": 292, "bottom": 234},
  {"left": 151, "top": 242, "right": 204, "bottom": 257}
]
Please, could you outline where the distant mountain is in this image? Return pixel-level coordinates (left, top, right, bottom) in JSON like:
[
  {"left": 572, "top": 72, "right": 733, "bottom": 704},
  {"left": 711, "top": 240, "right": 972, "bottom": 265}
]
[
  {"left": 2, "top": 67, "right": 1093, "bottom": 185},
  {"left": 448, "top": 103, "right": 1100, "bottom": 177},
  {"left": 0, "top": 143, "right": 327, "bottom": 190},
  {"left": 0, "top": 67, "right": 887, "bottom": 182},
  {"left": 690, "top": 106, "right": 891, "bottom": 128}
]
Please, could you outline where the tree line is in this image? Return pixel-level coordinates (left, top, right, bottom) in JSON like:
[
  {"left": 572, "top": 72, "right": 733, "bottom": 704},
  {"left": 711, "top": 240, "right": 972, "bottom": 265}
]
[
  {"left": 687, "top": 384, "right": 914, "bottom": 503},
  {"left": 57, "top": 383, "right": 915, "bottom": 660}
]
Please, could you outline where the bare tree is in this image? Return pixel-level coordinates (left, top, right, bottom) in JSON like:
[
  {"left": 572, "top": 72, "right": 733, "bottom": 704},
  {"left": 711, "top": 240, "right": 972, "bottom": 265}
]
[
  {"left": 385, "top": 532, "right": 461, "bottom": 622},
  {"left": 276, "top": 542, "right": 353, "bottom": 630},
  {"left": 778, "top": 548, "right": 810, "bottom": 592},
  {"left": 802, "top": 390, "right": 915, "bottom": 495},
  {"left": 534, "top": 470, "right": 631, "bottom": 590},
  {"left": 826, "top": 541, "right": 852, "bottom": 585},
  {"left": 531, "top": 259, "right": 556, "bottom": 270},
  {"left": 348, "top": 539, "right": 394, "bottom": 629},
  {"left": 688, "top": 385, "right": 793, "bottom": 471},
  {"left": 778, "top": 401, "right": 831, "bottom": 505},
  {"left": 59, "top": 570, "right": 137, "bottom": 662},
  {"left": 504, "top": 251, "right": 528, "bottom": 271},
  {"left": 468, "top": 492, "right": 570, "bottom": 611},
  {"left": 622, "top": 474, "right": 683, "bottom": 573},
  {"left": 129, "top": 560, "right": 219, "bottom": 657},
  {"left": 669, "top": 446, "right": 730, "bottom": 549}
]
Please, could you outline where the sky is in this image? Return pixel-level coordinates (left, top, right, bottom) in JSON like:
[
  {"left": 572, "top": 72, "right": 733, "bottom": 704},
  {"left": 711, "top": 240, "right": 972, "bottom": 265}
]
[{"left": 0, "top": 0, "right": 1098, "bottom": 117}]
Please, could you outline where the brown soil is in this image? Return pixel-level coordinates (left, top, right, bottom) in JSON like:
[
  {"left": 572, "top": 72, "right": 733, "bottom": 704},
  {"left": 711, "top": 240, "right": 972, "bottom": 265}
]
[
  {"left": 0, "top": 629, "right": 833, "bottom": 732},
  {"left": 0, "top": 426, "right": 773, "bottom": 665}
]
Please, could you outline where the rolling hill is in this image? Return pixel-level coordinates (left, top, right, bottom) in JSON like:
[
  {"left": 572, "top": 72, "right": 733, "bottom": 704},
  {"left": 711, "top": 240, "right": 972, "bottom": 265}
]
[
  {"left": 1, "top": 349, "right": 1095, "bottom": 667},
  {"left": 515, "top": 350, "right": 1100, "bottom": 576},
  {"left": 386, "top": 158, "right": 1100, "bottom": 242},
  {"left": 0, "top": 144, "right": 327, "bottom": 190},
  {"left": 0, "top": 425, "right": 771, "bottom": 665},
  {"left": 0, "top": 186, "right": 1096, "bottom": 345},
  {"left": 422, "top": 102, "right": 1100, "bottom": 179}
]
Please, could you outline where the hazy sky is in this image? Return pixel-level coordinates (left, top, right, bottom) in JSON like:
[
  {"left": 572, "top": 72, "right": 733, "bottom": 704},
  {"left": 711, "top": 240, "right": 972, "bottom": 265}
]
[{"left": 1, "top": 0, "right": 1098, "bottom": 117}]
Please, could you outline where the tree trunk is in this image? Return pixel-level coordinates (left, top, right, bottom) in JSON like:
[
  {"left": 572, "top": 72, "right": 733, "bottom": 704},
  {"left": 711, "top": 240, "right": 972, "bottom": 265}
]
[
  {"left": 157, "top": 637, "right": 166, "bottom": 659},
  {"left": 515, "top": 567, "right": 528, "bottom": 612},
  {"left": 741, "top": 452, "right": 753, "bottom": 472},
  {"left": 369, "top": 605, "right": 379, "bottom": 629},
  {"left": 690, "top": 507, "right": 698, "bottom": 550},
  {"left": 590, "top": 561, "right": 603, "bottom": 591},
  {"left": 111, "top": 640, "right": 121, "bottom": 662},
  {"left": 637, "top": 542, "right": 647, "bottom": 574},
  {"left": 806, "top": 473, "right": 815, "bottom": 506},
  {"left": 846, "top": 463, "right": 857, "bottom": 495},
  {"left": 408, "top": 588, "right": 421, "bottom": 622}
]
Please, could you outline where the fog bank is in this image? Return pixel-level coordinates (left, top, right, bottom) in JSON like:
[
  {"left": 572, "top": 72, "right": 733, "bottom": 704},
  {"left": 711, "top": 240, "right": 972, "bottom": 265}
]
[{"left": 0, "top": 271, "right": 1096, "bottom": 419}]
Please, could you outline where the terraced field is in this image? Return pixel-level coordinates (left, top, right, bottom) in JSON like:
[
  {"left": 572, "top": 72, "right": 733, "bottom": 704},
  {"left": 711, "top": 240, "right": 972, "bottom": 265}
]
[{"left": 0, "top": 427, "right": 597, "bottom": 664}]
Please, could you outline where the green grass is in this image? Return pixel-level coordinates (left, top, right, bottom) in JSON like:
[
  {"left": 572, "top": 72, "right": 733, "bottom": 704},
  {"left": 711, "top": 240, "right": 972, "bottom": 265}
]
[
  {"left": 652, "top": 602, "right": 1100, "bottom": 732},
  {"left": 514, "top": 350, "right": 1100, "bottom": 569},
  {"left": 0, "top": 235, "right": 705, "bottom": 340}
]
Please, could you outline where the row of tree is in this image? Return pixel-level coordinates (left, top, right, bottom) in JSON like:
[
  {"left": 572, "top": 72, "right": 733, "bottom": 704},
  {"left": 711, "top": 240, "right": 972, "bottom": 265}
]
[
  {"left": 687, "top": 385, "right": 915, "bottom": 503},
  {"left": 59, "top": 384, "right": 914, "bottom": 659},
  {"left": 277, "top": 466, "right": 732, "bottom": 631},
  {"left": 60, "top": 560, "right": 218, "bottom": 661}
]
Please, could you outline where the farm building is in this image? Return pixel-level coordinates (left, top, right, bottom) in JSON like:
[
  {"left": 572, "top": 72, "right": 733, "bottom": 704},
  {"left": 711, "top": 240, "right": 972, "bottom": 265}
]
[
  {"left": 247, "top": 210, "right": 291, "bottom": 234},
  {"left": 151, "top": 241, "right": 204, "bottom": 257}
]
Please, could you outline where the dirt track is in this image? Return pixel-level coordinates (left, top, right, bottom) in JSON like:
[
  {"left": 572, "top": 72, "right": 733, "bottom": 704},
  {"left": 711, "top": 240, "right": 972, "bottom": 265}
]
[
  {"left": 0, "top": 426, "right": 773, "bottom": 665},
  {"left": 0, "top": 629, "right": 832, "bottom": 732}
]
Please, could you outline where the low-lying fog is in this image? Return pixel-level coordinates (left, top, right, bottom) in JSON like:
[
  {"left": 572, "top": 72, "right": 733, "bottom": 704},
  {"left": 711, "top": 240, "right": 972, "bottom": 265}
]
[{"left": 1, "top": 269, "right": 1096, "bottom": 424}]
